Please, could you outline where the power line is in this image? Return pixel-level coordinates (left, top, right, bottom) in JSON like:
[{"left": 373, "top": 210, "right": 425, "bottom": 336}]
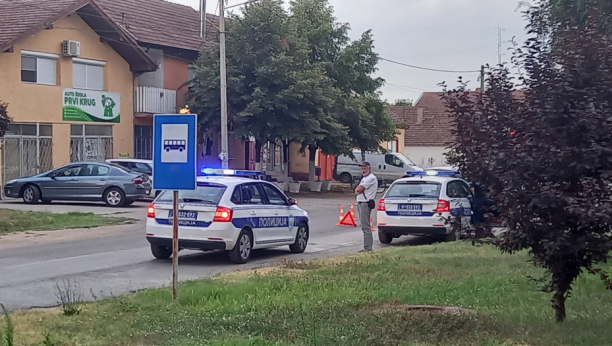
[
  {"left": 385, "top": 84, "right": 425, "bottom": 95},
  {"left": 385, "top": 83, "right": 427, "bottom": 91},
  {"left": 379, "top": 57, "right": 480, "bottom": 73}
]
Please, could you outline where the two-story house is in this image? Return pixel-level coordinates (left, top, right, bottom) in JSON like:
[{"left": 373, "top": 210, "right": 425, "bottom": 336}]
[
  {"left": 95, "top": 0, "right": 221, "bottom": 162},
  {"left": 0, "top": 0, "right": 157, "bottom": 186}
]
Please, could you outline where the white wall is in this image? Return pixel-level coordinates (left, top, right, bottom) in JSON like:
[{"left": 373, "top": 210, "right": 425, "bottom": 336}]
[
  {"left": 137, "top": 48, "right": 164, "bottom": 88},
  {"left": 403, "top": 146, "right": 448, "bottom": 168}
]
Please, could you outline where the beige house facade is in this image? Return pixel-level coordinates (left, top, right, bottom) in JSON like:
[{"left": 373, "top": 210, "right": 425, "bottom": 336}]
[{"left": 0, "top": 0, "right": 156, "bottom": 186}]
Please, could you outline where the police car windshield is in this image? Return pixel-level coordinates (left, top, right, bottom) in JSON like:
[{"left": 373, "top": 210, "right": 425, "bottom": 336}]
[
  {"left": 386, "top": 182, "right": 441, "bottom": 198},
  {"left": 156, "top": 183, "right": 227, "bottom": 204}
]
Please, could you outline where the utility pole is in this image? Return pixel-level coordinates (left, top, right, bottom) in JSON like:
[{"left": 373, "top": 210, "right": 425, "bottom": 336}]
[
  {"left": 219, "top": 0, "right": 229, "bottom": 169},
  {"left": 497, "top": 24, "right": 506, "bottom": 65},
  {"left": 200, "top": 0, "right": 206, "bottom": 39},
  {"left": 480, "top": 65, "right": 485, "bottom": 92}
]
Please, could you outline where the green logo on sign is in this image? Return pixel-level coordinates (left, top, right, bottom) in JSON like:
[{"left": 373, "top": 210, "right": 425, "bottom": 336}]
[{"left": 102, "top": 95, "right": 116, "bottom": 118}]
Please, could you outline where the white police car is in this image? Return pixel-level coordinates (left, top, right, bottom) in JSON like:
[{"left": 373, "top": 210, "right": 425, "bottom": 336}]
[
  {"left": 376, "top": 170, "right": 472, "bottom": 243},
  {"left": 145, "top": 169, "right": 310, "bottom": 264}
]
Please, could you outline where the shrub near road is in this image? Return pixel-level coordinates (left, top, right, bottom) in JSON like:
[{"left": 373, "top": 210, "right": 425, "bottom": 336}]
[
  {"left": 8, "top": 242, "right": 612, "bottom": 346},
  {"left": 0, "top": 209, "right": 133, "bottom": 235}
]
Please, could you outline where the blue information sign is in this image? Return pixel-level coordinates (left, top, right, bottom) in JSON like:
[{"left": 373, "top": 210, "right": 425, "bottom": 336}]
[{"left": 153, "top": 114, "right": 197, "bottom": 190}]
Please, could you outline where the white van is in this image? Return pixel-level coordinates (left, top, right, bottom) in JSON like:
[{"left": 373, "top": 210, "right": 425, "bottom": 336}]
[{"left": 333, "top": 150, "right": 422, "bottom": 184}]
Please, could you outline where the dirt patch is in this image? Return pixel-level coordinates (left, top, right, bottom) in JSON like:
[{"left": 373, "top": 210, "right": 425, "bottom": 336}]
[
  {"left": 376, "top": 299, "right": 473, "bottom": 315},
  {"left": 0, "top": 223, "right": 141, "bottom": 250}
]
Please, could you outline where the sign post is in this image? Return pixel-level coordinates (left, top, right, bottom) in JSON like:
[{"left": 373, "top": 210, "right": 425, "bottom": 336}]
[{"left": 153, "top": 114, "right": 197, "bottom": 301}]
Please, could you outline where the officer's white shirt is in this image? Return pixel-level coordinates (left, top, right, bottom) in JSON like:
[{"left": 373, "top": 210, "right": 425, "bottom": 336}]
[{"left": 356, "top": 173, "right": 378, "bottom": 202}]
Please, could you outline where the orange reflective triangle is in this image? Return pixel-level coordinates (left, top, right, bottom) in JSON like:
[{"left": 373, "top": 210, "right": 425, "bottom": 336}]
[{"left": 338, "top": 211, "right": 357, "bottom": 227}]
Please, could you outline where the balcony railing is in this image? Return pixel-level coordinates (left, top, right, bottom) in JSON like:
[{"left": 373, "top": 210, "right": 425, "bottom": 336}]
[{"left": 134, "top": 86, "right": 177, "bottom": 114}]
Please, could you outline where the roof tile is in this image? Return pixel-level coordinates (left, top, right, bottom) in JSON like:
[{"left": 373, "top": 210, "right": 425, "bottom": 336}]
[
  {"left": 0, "top": 0, "right": 85, "bottom": 49},
  {"left": 95, "top": 0, "right": 219, "bottom": 51}
]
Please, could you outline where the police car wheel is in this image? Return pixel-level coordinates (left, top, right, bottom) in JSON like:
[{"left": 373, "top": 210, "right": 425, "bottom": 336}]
[
  {"left": 445, "top": 226, "right": 460, "bottom": 242},
  {"left": 151, "top": 244, "right": 172, "bottom": 260},
  {"left": 378, "top": 231, "right": 393, "bottom": 244},
  {"left": 290, "top": 223, "right": 309, "bottom": 253},
  {"left": 229, "top": 229, "right": 252, "bottom": 264}
]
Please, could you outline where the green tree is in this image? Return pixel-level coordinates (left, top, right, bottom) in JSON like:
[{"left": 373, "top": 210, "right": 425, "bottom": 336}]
[
  {"left": 391, "top": 99, "right": 413, "bottom": 106},
  {"left": 289, "top": 0, "right": 396, "bottom": 173},
  {"left": 0, "top": 99, "right": 11, "bottom": 138},
  {"left": 188, "top": 0, "right": 339, "bottom": 169}
]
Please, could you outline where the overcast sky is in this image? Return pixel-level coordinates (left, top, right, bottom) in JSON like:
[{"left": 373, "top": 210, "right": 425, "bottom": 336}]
[{"left": 171, "top": 0, "right": 530, "bottom": 103}]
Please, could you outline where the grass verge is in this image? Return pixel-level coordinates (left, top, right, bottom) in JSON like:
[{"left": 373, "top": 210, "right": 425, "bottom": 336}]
[
  {"left": 0, "top": 209, "right": 135, "bottom": 235},
  {"left": 7, "top": 242, "right": 612, "bottom": 346}
]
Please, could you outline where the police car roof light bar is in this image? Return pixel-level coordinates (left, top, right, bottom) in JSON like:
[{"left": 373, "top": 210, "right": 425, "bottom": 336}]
[
  {"left": 199, "top": 167, "right": 265, "bottom": 179},
  {"left": 406, "top": 170, "right": 461, "bottom": 177}
]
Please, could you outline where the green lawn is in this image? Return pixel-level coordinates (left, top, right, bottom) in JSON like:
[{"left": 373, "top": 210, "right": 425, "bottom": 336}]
[
  {"left": 7, "top": 242, "right": 612, "bottom": 346},
  {"left": 0, "top": 209, "right": 134, "bottom": 235}
]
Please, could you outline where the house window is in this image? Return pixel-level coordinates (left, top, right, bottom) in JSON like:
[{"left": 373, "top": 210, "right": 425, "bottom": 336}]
[
  {"left": 72, "top": 58, "right": 105, "bottom": 90},
  {"left": 21, "top": 51, "right": 58, "bottom": 85},
  {"left": 70, "top": 124, "right": 113, "bottom": 162},
  {"left": 387, "top": 137, "right": 399, "bottom": 153}
]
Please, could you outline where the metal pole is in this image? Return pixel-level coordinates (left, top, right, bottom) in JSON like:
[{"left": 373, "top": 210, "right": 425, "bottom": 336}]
[
  {"left": 219, "top": 0, "right": 229, "bottom": 169},
  {"left": 480, "top": 65, "right": 485, "bottom": 92},
  {"left": 200, "top": 0, "right": 207, "bottom": 39},
  {"left": 172, "top": 190, "right": 179, "bottom": 301}
]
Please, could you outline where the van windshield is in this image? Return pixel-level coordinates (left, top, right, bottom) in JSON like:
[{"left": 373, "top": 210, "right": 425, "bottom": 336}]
[{"left": 394, "top": 153, "right": 416, "bottom": 166}]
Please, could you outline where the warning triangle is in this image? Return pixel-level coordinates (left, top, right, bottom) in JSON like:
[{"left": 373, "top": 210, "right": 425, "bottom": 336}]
[{"left": 338, "top": 211, "right": 357, "bottom": 227}]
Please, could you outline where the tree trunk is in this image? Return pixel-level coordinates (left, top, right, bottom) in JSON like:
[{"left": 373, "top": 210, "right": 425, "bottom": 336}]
[
  {"left": 283, "top": 140, "right": 290, "bottom": 176},
  {"left": 255, "top": 140, "right": 262, "bottom": 171},
  {"left": 361, "top": 150, "right": 366, "bottom": 163},
  {"left": 308, "top": 144, "right": 317, "bottom": 182},
  {"left": 552, "top": 290, "right": 566, "bottom": 322}
]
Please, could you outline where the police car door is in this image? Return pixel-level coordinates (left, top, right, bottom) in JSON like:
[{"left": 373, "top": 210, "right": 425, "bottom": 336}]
[
  {"left": 456, "top": 180, "right": 473, "bottom": 229},
  {"left": 238, "top": 183, "right": 267, "bottom": 245},
  {"left": 446, "top": 180, "right": 472, "bottom": 228},
  {"left": 260, "top": 183, "right": 294, "bottom": 244}
]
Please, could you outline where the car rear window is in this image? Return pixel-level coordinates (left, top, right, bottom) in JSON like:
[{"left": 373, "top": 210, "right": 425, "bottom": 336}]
[
  {"left": 156, "top": 183, "right": 227, "bottom": 204},
  {"left": 386, "top": 181, "right": 441, "bottom": 199}
]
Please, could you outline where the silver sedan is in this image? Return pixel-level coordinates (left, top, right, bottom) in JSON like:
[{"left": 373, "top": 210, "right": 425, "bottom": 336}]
[{"left": 3, "top": 162, "right": 151, "bottom": 207}]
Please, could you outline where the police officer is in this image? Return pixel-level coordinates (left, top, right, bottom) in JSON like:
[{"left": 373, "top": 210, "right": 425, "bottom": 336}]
[{"left": 354, "top": 162, "right": 377, "bottom": 252}]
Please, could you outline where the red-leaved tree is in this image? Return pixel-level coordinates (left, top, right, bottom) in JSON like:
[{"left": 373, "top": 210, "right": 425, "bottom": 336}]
[{"left": 442, "top": 0, "right": 612, "bottom": 322}]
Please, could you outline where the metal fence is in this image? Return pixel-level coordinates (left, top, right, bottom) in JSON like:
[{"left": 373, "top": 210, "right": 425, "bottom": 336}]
[
  {"left": 2, "top": 136, "right": 53, "bottom": 187},
  {"left": 70, "top": 137, "right": 113, "bottom": 162}
]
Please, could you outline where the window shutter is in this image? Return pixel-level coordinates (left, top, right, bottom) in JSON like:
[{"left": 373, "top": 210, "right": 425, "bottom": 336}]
[{"left": 36, "top": 57, "right": 56, "bottom": 85}]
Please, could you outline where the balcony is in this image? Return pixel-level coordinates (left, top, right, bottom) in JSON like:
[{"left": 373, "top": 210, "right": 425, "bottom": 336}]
[{"left": 134, "top": 86, "right": 177, "bottom": 114}]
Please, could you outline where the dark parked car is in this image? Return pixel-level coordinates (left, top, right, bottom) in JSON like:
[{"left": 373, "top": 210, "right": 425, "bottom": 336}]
[{"left": 3, "top": 162, "right": 151, "bottom": 207}]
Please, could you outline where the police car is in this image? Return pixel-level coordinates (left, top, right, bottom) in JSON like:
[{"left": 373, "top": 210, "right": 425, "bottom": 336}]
[
  {"left": 376, "top": 170, "right": 472, "bottom": 243},
  {"left": 145, "top": 169, "right": 310, "bottom": 264}
]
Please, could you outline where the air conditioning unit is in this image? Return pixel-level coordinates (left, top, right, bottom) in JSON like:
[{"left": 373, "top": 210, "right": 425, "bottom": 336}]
[{"left": 62, "top": 40, "right": 80, "bottom": 57}]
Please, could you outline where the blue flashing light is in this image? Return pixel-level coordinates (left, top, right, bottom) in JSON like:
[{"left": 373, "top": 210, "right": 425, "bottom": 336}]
[
  {"left": 406, "top": 170, "right": 461, "bottom": 177},
  {"left": 198, "top": 167, "right": 265, "bottom": 179}
]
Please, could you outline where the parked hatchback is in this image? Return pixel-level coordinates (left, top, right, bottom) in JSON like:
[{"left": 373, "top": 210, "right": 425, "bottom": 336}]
[
  {"left": 106, "top": 158, "right": 158, "bottom": 198},
  {"left": 3, "top": 162, "right": 150, "bottom": 207}
]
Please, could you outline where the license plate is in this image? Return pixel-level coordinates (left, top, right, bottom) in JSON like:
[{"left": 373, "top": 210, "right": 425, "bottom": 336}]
[
  {"left": 146, "top": 189, "right": 151, "bottom": 195},
  {"left": 398, "top": 204, "right": 422, "bottom": 211},
  {"left": 168, "top": 210, "right": 198, "bottom": 219}
]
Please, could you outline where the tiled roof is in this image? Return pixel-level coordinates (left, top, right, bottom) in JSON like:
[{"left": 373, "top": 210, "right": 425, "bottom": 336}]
[
  {"left": 0, "top": 0, "right": 88, "bottom": 50},
  {"left": 391, "top": 90, "right": 528, "bottom": 147},
  {"left": 95, "top": 0, "right": 219, "bottom": 52},
  {"left": 387, "top": 105, "right": 454, "bottom": 147},
  {"left": 414, "top": 92, "right": 448, "bottom": 110}
]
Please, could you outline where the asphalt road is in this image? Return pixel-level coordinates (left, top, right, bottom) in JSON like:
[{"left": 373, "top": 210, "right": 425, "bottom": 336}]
[{"left": 0, "top": 192, "right": 432, "bottom": 312}]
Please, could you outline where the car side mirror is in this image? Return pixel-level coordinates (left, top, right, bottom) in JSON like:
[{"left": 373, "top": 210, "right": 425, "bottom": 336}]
[{"left": 288, "top": 197, "right": 298, "bottom": 205}]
